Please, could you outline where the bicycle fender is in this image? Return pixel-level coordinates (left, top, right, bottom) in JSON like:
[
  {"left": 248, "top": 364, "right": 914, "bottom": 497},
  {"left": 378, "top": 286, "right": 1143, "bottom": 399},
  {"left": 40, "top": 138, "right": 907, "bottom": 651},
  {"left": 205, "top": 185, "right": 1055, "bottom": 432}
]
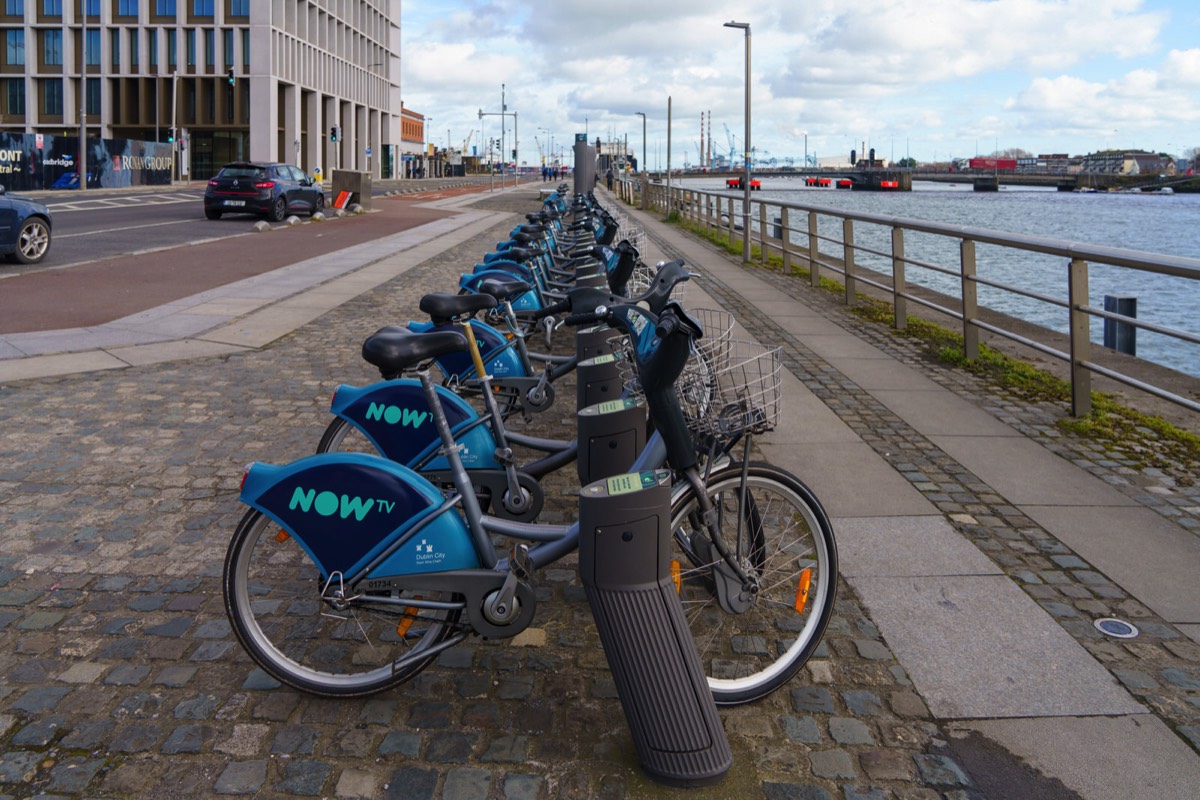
[
  {"left": 239, "top": 454, "right": 480, "bottom": 580},
  {"left": 330, "top": 380, "right": 500, "bottom": 469}
]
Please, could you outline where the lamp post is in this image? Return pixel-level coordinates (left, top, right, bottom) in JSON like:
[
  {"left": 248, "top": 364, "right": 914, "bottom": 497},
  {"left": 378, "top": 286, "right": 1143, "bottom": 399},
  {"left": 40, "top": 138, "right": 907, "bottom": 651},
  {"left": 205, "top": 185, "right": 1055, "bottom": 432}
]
[
  {"left": 724, "top": 20, "right": 751, "bottom": 262},
  {"left": 78, "top": 1, "right": 88, "bottom": 191},
  {"left": 635, "top": 112, "right": 646, "bottom": 174}
]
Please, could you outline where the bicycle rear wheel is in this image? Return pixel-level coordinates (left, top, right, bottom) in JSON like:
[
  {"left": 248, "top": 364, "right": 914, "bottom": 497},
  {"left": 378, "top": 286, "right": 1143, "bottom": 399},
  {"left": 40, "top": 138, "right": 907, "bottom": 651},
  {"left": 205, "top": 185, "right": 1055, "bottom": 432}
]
[
  {"left": 223, "top": 509, "right": 463, "bottom": 697},
  {"left": 670, "top": 463, "right": 837, "bottom": 705}
]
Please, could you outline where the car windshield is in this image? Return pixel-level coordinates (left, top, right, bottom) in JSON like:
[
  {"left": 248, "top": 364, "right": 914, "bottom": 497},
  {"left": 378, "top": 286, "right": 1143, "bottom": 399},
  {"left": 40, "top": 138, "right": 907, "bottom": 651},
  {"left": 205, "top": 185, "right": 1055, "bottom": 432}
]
[{"left": 220, "top": 167, "right": 264, "bottom": 179}]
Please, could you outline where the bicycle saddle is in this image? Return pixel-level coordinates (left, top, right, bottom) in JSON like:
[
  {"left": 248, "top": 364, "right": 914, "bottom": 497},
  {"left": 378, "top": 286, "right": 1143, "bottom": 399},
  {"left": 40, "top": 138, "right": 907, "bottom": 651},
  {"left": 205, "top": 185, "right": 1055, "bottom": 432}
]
[
  {"left": 419, "top": 292, "right": 497, "bottom": 323},
  {"left": 361, "top": 328, "right": 468, "bottom": 375},
  {"left": 476, "top": 278, "right": 532, "bottom": 303}
]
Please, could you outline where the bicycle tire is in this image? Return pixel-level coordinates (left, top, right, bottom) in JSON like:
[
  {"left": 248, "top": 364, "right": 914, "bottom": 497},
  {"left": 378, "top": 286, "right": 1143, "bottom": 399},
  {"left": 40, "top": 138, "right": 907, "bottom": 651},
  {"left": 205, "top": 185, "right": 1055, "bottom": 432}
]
[
  {"left": 669, "top": 462, "right": 837, "bottom": 705},
  {"left": 223, "top": 508, "right": 462, "bottom": 697},
  {"left": 316, "top": 416, "right": 378, "bottom": 456}
]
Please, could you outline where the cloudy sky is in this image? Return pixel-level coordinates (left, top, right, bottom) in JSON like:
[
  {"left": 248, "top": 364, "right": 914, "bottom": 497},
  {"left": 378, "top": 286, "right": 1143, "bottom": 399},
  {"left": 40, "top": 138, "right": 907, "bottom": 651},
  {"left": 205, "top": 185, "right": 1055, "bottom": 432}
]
[{"left": 399, "top": 0, "right": 1200, "bottom": 169}]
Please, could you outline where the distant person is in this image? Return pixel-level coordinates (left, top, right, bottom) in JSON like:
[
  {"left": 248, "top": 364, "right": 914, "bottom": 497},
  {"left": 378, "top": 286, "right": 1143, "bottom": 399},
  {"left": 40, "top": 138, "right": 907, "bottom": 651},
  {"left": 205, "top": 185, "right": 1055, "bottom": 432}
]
[{"left": 605, "top": 167, "right": 614, "bottom": 190}]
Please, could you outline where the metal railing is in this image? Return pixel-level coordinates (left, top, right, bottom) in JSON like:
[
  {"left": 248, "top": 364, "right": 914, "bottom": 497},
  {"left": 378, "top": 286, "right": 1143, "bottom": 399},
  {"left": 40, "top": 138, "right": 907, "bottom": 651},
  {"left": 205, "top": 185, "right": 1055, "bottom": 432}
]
[{"left": 624, "top": 178, "right": 1200, "bottom": 417}]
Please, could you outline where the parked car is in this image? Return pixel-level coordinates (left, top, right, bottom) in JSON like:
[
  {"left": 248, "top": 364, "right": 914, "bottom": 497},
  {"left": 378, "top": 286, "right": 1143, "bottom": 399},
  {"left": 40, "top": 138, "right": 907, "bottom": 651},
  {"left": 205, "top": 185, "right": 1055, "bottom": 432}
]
[
  {"left": 204, "top": 162, "right": 325, "bottom": 221},
  {"left": 0, "top": 184, "right": 52, "bottom": 265}
]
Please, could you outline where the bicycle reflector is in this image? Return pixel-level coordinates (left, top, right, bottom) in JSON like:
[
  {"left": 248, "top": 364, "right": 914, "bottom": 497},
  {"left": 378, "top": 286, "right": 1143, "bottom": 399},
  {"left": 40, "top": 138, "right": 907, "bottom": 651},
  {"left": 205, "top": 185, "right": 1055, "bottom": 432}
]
[{"left": 794, "top": 568, "right": 812, "bottom": 614}]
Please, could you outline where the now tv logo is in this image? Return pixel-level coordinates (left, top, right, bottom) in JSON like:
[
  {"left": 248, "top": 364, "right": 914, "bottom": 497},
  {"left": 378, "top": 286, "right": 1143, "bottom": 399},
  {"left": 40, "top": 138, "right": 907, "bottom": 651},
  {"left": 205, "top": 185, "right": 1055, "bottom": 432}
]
[
  {"left": 288, "top": 487, "right": 395, "bottom": 521},
  {"left": 364, "top": 402, "right": 428, "bottom": 428}
]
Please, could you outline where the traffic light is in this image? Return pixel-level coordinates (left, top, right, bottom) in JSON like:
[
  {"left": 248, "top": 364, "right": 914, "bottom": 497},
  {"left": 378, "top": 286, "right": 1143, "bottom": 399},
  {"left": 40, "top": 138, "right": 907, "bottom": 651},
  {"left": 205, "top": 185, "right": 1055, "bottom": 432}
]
[
  {"left": 330, "top": 126, "right": 339, "bottom": 143},
  {"left": 227, "top": 67, "right": 235, "bottom": 85},
  {"left": 167, "top": 127, "right": 175, "bottom": 143}
]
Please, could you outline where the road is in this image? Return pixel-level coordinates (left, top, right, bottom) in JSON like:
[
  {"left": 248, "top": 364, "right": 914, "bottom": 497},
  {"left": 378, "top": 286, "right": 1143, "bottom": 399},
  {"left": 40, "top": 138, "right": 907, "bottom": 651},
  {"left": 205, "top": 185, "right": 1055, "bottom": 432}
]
[{"left": 18, "top": 188, "right": 283, "bottom": 277}]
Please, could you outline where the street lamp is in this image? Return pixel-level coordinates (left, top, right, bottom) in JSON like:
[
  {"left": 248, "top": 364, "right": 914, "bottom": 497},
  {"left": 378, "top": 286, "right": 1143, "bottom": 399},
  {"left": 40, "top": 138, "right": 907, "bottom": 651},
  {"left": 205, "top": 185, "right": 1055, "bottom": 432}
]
[
  {"left": 724, "top": 20, "right": 751, "bottom": 262},
  {"left": 635, "top": 112, "right": 647, "bottom": 174}
]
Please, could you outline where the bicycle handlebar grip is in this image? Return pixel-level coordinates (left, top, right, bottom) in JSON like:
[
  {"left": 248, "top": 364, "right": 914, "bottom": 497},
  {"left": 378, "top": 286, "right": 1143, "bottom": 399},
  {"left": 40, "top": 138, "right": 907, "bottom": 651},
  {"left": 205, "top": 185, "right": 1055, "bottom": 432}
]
[{"left": 563, "top": 307, "right": 607, "bottom": 327}]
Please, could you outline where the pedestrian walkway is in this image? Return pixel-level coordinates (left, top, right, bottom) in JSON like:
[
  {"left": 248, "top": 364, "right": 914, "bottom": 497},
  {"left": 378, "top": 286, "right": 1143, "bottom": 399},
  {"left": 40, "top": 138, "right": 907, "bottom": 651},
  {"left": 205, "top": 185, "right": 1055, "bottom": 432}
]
[{"left": 0, "top": 184, "right": 1197, "bottom": 799}]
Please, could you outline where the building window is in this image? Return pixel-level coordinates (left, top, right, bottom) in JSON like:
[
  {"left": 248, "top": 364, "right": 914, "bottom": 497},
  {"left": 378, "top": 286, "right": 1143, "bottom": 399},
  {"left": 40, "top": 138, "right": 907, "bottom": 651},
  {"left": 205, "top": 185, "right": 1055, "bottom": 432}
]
[
  {"left": 166, "top": 28, "right": 176, "bottom": 66},
  {"left": 86, "top": 76, "right": 99, "bottom": 114},
  {"left": 222, "top": 28, "right": 232, "bottom": 67},
  {"left": 5, "top": 1, "right": 24, "bottom": 17},
  {"left": 130, "top": 28, "right": 138, "bottom": 66},
  {"left": 4, "top": 29, "right": 22, "bottom": 66},
  {"left": 148, "top": 28, "right": 157, "bottom": 66},
  {"left": 185, "top": 28, "right": 194, "bottom": 65},
  {"left": 110, "top": 27, "right": 118, "bottom": 67},
  {"left": 85, "top": 27, "right": 99, "bottom": 65},
  {"left": 42, "top": 78, "right": 62, "bottom": 114},
  {"left": 229, "top": 0, "right": 248, "bottom": 15},
  {"left": 4, "top": 79, "right": 24, "bottom": 115},
  {"left": 156, "top": 0, "right": 176, "bottom": 13},
  {"left": 117, "top": 0, "right": 136, "bottom": 14},
  {"left": 42, "top": 29, "right": 61, "bottom": 64},
  {"left": 241, "top": 28, "right": 248, "bottom": 68},
  {"left": 42, "top": 0, "right": 61, "bottom": 15},
  {"left": 192, "top": 0, "right": 213, "bottom": 15},
  {"left": 83, "top": 0, "right": 98, "bottom": 14},
  {"left": 203, "top": 28, "right": 213, "bottom": 66}
]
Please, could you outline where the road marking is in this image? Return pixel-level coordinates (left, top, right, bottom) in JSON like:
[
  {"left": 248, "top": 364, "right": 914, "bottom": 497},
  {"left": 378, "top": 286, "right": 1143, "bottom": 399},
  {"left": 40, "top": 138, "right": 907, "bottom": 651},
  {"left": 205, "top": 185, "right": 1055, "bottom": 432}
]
[
  {"left": 46, "top": 194, "right": 205, "bottom": 212},
  {"left": 56, "top": 218, "right": 204, "bottom": 239}
]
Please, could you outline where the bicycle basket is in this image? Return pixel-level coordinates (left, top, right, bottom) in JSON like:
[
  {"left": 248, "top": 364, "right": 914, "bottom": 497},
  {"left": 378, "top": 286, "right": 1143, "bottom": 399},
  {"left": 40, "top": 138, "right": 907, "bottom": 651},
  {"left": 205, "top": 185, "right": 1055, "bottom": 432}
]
[
  {"left": 614, "top": 308, "right": 736, "bottom": 424},
  {"left": 688, "top": 339, "right": 783, "bottom": 439}
]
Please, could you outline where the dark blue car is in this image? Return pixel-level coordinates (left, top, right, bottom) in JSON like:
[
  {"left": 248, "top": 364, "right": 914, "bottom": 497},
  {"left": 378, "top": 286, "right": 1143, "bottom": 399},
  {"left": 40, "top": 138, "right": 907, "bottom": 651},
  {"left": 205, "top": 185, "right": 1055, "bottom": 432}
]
[
  {"left": 204, "top": 162, "right": 325, "bottom": 221},
  {"left": 0, "top": 184, "right": 53, "bottom": 265}
]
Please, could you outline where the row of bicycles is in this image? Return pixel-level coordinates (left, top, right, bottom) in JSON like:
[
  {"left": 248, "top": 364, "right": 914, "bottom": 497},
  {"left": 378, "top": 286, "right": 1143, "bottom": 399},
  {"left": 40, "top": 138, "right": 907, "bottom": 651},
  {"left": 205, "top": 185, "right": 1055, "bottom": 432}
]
[{"left": 221, "top": 187, "right": 839, "bottom": 707}]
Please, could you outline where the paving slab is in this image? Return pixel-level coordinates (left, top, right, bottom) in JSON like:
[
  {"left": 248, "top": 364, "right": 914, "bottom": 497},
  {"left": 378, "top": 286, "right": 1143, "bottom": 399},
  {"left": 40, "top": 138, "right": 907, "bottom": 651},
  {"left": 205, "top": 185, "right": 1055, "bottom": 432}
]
[
  {"left": 0, "top": 350, "right": 128, "bottom": 381},
  {"left": 758, "top": 440, "right": 935, "bottom": 518},
  {"left": 929, "top": 433, "right": 1142, "bottom": 507},
  {"left": 802, "top": 332, "right": 893, "bottom": 362},
  {"left": 954, "top": 715, "right": 1200, "bottom": 800},
  {"left": 835, "top": 515, "right": 1002, "bottom": 578},
  {"left": 850, "top": 574, "right": 1146, "bottom": 718},
  {"left": 871, "top": 387, "right": 1023, "bottom": 437},
  {"left": 1023, "top": 504, "right": 1200, "bottom": 625}
]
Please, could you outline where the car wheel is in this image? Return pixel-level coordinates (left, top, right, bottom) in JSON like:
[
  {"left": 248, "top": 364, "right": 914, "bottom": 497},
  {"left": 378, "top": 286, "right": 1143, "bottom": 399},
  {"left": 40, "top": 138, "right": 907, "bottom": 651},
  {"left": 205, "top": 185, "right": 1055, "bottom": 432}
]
[
  {"left": 13, "top": 218, "right": 51, "bottom": 265},
  {"left": 312, "top": 193, "right": 325, "bottom": 216},
  {"left": 269, "top": 196, "right": 287, "bottom": 222},
  {"left": 205, "top": 208, "right": 222, "bottom": 220}
]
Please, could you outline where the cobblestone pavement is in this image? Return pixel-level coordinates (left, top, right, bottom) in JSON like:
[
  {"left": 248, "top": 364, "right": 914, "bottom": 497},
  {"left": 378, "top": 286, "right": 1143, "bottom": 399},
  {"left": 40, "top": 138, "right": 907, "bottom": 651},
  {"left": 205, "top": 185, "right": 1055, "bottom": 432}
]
[{"left": 0, "top": 189, "right": 1194, "bottom": 799}]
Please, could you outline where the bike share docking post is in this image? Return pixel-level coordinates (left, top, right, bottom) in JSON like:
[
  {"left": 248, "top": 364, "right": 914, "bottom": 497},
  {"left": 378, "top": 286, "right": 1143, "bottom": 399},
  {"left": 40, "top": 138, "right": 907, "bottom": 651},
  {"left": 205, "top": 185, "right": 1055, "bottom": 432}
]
[
  {"left": 576, "top": 398, "right": 647, "bottom": 484},
  {"left": 576, "top": 350, "right": 625, "bottom": 410},
  {"left": 576, "top": 324, "right": 620, "bottom": 362},
  {"left": 578, "top": 470, "right": 733, "bottom": 786}
]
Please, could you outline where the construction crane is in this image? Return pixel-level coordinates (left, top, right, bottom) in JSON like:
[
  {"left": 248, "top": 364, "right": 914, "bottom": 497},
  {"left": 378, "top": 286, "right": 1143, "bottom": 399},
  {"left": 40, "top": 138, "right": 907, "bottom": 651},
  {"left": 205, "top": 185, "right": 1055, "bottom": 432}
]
[{"left": 723, "top": 123, "right": 737, "bottom": 165}]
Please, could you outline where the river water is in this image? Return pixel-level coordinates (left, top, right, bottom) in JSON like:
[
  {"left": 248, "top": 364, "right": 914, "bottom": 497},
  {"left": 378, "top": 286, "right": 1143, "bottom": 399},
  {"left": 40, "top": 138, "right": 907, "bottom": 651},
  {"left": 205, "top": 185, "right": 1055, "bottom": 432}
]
[{"left": 675, "top": 177, "right": 1200, "bottom": 377}]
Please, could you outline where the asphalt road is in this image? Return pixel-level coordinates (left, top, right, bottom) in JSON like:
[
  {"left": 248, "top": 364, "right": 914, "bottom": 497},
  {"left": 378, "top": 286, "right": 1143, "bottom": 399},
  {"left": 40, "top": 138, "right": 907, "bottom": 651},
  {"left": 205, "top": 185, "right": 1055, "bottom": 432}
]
[{"left": 21, "top": 188, "right": 285, "bottom": 276}]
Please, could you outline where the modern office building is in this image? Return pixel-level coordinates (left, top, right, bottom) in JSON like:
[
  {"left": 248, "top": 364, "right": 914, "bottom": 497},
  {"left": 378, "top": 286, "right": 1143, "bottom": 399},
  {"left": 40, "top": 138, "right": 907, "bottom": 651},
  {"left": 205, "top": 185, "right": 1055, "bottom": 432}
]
[{"left": 0, "top": 0, "right": 401, "bottom": 180}]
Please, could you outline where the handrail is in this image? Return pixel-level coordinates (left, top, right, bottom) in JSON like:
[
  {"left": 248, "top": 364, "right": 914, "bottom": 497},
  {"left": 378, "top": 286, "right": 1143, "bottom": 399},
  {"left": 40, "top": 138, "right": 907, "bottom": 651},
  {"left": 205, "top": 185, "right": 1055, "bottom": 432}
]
[{"left": 625, "top": 177, "right": 1200, "bottom": 417}]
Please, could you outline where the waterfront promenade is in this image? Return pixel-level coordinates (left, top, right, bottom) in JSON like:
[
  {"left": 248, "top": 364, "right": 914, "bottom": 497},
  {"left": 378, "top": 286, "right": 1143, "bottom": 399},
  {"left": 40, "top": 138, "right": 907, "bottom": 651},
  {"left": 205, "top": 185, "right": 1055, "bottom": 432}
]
[{"left": 0, "top": 182, "right": 1197, "bottom": 798}]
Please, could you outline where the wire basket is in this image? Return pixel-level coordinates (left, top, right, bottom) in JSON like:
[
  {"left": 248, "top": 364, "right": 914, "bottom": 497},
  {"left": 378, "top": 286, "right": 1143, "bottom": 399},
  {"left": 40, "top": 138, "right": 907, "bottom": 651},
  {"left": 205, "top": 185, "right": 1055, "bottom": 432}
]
[
  {"left": 613, "top": 308, "right": 737, "bottom": 423},
  {"left": 687, "top": 339, "right": 783, "bottom": 439}
]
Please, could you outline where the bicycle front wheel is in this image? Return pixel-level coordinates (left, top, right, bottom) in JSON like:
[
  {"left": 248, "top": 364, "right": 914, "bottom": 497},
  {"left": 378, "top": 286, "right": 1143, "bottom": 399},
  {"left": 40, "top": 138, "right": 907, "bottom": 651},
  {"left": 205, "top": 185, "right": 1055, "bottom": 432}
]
[
  {"left": 223, "top": 509, "right": 463, "bottom": 697},
  {"left": 670, "top": 463, "right": 837, "bottom": 705}
]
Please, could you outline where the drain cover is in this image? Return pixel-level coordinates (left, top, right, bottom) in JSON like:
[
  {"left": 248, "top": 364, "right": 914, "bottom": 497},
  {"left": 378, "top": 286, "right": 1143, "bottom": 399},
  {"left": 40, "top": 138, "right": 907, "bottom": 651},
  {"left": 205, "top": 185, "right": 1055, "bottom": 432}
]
[{"left": 1094, "top": 618, "right": 1139, "bottom": 638}]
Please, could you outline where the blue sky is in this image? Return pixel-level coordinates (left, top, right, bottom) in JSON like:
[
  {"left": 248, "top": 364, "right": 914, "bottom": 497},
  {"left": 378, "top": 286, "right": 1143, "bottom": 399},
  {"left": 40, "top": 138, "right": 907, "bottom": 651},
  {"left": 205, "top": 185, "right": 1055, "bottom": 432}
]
[{"left": 400, "top": 0, "right": 1200, "bottom": 168}]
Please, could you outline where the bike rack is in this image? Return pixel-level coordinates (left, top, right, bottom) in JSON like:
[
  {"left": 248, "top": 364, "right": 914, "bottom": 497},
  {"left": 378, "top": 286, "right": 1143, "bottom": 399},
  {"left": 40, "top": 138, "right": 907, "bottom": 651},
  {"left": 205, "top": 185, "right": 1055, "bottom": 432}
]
[
  {"left": 578, "top": 470, "right": 733, "bottom": 787},
  {"left": 576, "top": 397, "right": 647, "bottom": 484}
]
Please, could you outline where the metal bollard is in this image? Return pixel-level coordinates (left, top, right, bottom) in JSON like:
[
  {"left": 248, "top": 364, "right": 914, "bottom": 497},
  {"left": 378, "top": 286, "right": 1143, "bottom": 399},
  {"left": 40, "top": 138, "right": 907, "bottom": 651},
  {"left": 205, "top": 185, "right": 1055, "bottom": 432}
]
[
  {"left": 579, "top": 470, "right": 733, "bottom": 787},
  {"left": 1103, "top": 294, "right": 1137, "bottom": 356}
]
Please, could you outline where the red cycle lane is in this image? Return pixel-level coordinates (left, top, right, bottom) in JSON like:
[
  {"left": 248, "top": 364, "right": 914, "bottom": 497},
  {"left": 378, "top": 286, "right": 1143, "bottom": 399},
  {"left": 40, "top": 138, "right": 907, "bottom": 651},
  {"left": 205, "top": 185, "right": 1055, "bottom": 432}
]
[{"left": 0, "top": 188, "right": 486, "bottom": 335}]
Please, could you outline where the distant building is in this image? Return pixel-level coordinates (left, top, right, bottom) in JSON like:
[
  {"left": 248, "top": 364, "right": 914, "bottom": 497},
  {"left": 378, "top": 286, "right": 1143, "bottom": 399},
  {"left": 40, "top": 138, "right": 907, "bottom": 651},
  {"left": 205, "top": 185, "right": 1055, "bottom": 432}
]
[
  {"left": 1079, "top": 150, "right": 1173, "bottom": 176},
  {"left": 1, "top": 1, "right": 401, "bottom": 180},
  {"left": 399, "top": 105, "right": 426, "bottom": 178}
]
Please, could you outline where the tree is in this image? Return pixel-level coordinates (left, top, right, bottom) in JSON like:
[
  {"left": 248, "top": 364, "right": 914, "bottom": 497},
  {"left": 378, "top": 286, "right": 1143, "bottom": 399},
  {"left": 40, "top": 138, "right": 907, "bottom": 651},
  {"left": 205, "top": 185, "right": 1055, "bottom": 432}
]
[{"left": 896, "top": 157, "right": 917, "bottom": 168}]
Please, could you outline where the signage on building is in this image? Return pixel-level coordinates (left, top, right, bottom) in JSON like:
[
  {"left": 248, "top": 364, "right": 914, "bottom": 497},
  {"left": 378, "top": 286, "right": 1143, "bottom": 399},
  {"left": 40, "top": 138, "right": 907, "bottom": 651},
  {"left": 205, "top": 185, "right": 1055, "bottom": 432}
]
[{"left": 0, "top": 133, "right": 173, "bottom": 191}]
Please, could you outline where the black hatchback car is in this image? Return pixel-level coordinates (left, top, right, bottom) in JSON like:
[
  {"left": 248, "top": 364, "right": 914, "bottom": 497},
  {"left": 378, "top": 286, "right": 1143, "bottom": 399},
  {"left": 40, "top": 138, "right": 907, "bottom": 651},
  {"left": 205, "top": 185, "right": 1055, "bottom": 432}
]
[
  {"left": 204, "top": 162, "right": 325, "bottom": 221},
  {"left": 0, "top": 183, "right": 52, "bottom": 265}
]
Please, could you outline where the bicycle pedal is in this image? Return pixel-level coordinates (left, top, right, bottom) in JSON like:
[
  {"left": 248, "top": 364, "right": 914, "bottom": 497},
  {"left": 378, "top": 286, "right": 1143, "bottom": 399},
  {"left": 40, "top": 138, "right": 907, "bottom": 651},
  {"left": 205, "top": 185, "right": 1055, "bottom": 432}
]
[{"left": 510, "top": 543, "right": 533, "bottom": 581}]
